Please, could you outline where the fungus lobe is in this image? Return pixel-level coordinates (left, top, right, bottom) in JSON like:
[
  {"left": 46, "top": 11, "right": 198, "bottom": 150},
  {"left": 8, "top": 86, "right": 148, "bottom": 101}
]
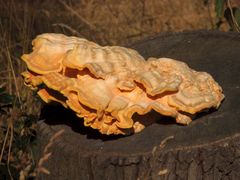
[{"left": 21, "top": 33, "right": 224, "bottom": 135}]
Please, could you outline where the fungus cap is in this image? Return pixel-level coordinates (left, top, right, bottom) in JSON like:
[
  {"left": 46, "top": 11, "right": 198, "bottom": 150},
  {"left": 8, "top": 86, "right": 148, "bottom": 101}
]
[{"left": 21, "top": 33, "right": 225, "bottom": 135}]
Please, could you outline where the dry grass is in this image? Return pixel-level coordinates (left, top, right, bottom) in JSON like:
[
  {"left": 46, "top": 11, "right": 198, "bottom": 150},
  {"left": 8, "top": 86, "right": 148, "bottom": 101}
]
[
  {"left": 39, "top": 0, "right": 219, "bottom": 45},
  {"left": 0, "top": 0, "right": 239, "bottom": 179},
  {"left": 18, "top": 129, "right": 65, "bottom": 179}
]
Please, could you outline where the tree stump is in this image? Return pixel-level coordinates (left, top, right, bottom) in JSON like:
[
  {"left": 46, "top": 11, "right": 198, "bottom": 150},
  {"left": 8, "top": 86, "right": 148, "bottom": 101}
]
[{"left": 37, "top": 31, "right": 240, "bottom": 180}]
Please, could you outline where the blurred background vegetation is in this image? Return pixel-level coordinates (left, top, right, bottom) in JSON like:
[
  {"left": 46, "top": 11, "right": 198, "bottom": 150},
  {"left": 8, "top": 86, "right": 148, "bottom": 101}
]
[{"left": 0, "top": 0, "right": 239, "bottom": 179}]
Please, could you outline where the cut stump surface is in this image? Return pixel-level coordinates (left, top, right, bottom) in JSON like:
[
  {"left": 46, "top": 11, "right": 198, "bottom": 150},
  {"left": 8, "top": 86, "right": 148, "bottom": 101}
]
[{"left": 37, "top": 31, "right": 240, "bottom": 180}]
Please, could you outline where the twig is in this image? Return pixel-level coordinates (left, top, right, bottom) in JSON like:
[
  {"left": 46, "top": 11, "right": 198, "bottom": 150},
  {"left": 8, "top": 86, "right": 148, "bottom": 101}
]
[
  {"left": 152, "top": 135, "right": 174, "bottom": 156},
  {"left": 52, "top": 23, "right": 83, "bottom": 37},
  {"left": 227, "top": 0, "right": 240, "bottom": 32},
  {"left": 159, "top": 135, "right": 174, "bottom": 149},
  {"left": 43, "top": 129, "right": 65, "bottom": 154},
  {"left": 33, "top": 129, "right": 65, "bottom": 176},
  {"left": 207, "top": 0, "right": 215, "bottom": 29},
  {"left": 0, "top": 70, "right": 12, "bottom": 74},
  {"left": 148, "top": 136, "right": 174, "bottom": 179},
  {"left": 0, "top": 82, "right": 7, "bottom": 88},
  {"left": 6, "top": 46, "right": 22, "bottom": 107},
  {"left": 7, "top": 118, "right": 13, "bottom": 180},
  {"left": 58, "top": 0, "right": 96, "bottom": 30},
  {"left": 0, "top": 124, "right": 9, "bottom": 163},
  {"left": 158, "top": 169, "right": 169, "bottom": 176}
]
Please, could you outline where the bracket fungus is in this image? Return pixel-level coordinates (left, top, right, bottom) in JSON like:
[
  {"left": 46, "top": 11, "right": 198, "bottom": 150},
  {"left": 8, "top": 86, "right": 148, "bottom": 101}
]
[{"left": 21, "top": 33, "right": 224, "bottom": 135}]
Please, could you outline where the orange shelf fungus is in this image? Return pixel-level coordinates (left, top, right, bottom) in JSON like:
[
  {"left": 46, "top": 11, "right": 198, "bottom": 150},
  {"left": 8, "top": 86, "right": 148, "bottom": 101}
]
[{"left": 21, "top": 33, "right": 224, "bottom": 135}]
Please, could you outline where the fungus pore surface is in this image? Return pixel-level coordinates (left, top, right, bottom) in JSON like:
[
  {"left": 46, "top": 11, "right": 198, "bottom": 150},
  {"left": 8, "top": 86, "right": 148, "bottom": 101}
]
[{"left": 21, "top": 33, "right": 225, "bottom": 135}]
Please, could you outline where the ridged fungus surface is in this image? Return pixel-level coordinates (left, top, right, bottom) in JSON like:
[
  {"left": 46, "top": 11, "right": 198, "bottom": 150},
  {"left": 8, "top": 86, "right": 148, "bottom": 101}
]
[{"left": 21, "top": 33, "right": 224, "bottom": 135}]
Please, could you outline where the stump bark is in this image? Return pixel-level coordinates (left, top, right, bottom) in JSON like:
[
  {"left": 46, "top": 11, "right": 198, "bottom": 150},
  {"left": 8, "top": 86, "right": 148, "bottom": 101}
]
[{"left": 37, "top": 31, "right": 240, "bottom": 180}]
